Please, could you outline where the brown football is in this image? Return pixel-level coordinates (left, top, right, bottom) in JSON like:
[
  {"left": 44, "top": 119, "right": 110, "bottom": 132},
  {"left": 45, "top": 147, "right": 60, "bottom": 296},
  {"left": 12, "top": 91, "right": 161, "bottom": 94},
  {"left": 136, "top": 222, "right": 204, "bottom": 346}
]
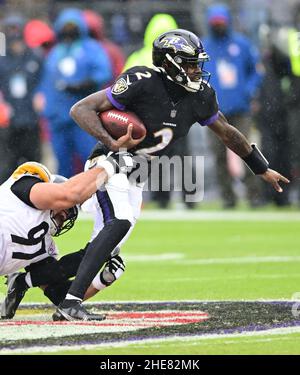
[{"left": 99, "top": 109, "right": 146, "bottom": 140}]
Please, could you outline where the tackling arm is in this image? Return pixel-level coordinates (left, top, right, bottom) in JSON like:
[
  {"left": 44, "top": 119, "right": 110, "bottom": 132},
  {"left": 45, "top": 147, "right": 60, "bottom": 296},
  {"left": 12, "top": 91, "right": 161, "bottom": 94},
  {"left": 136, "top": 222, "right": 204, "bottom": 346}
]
[
  {"left": 30, "top": 166, "right": 109, "bottom": 211},
  {"left": 29, "top": 151, "right": 134, "bottom": 210}
]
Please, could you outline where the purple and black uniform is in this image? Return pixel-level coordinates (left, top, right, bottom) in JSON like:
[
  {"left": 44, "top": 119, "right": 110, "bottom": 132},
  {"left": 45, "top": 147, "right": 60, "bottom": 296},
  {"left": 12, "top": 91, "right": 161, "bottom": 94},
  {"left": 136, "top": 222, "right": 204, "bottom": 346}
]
[
  {"left": 67, "top": 66, "right": 219, "bottom": 302},
  {"left": 100, "top": 66, "right": 219, "bottom": 158}
]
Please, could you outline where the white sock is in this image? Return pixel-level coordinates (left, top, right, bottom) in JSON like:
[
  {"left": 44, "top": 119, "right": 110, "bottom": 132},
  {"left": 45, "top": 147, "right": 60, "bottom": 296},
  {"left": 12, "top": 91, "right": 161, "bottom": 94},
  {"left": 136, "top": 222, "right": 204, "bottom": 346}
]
[
  {"left": 92, "top": 271, "right": 107, "bottom": 291},
  {"left": 25, "top": 273, "right": 33, "bottom": 288},
  {"left": 65, "top": 293, "right": 82, "bottom": 301}
]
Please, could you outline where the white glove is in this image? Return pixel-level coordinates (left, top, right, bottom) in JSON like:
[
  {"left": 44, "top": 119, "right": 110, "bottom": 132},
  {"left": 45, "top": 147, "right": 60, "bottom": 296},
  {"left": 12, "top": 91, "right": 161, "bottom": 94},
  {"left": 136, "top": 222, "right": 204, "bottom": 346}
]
[{"left": 88, "top": 151, "right": 134, "bottom": 178}]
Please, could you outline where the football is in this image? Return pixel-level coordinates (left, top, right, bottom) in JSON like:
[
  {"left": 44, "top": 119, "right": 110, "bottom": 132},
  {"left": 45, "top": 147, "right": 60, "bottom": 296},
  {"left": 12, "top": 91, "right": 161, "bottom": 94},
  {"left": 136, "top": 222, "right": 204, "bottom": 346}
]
[{"left": 99, "top": 109, "right": 146, "bottom": 140}]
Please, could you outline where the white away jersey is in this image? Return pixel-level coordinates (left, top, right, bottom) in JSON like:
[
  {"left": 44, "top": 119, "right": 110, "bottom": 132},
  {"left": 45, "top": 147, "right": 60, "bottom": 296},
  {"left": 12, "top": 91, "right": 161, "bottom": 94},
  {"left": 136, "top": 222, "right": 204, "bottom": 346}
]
[{"left": 0, "top": 165, "right": 58, "bottom": 275}]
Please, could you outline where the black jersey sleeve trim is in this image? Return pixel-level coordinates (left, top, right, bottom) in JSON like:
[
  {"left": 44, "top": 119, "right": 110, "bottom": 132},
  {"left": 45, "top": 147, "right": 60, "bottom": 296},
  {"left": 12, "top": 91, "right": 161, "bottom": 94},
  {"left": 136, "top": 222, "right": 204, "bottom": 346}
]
[
  {"left": 11, "top": 176, "right": 43, "bottom": 209},
  {"left": 199, "top": 112, "right": 219, "bottom": 126},
  {"left": 105, "top": 87, "right": 125, "bottom": 110}
]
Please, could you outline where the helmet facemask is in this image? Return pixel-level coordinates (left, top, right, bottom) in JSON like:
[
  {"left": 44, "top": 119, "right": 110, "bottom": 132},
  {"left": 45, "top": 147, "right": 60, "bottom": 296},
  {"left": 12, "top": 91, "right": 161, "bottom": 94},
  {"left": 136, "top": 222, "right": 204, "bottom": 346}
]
[
  {"left": 50, "top": 206, "right": 78, "bottom": 237},
  {"left": 49, "top": 174, "right": 79, "bottom": 237},
  {"left": 164, "top": 52, "right": 210, "bottom": 92}
]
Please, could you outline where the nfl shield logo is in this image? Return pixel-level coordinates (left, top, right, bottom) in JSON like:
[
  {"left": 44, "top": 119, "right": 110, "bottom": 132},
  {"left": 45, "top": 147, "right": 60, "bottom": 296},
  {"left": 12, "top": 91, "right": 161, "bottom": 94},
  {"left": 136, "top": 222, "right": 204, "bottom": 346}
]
[{"left": 170, "top": 109, "right": 177, "bottom": 118}]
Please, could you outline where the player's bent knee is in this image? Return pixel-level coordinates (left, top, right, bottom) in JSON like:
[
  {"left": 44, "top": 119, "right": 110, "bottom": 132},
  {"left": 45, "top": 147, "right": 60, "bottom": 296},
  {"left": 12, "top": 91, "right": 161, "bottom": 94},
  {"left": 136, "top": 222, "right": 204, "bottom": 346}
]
[
  {"left": 114, "top": 207, "right": 134, "bottom": 225},
  {"left": 105, "top": 218, "right": 132, "bottom": 235},
  {"left": 25, "top": 257, "right": 68, "bottom": 286}
]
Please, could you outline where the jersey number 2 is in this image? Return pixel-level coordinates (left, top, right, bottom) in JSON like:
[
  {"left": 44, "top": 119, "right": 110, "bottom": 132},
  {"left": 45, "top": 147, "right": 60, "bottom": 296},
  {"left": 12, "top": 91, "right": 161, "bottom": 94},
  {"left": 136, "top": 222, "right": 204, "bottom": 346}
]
[
  {"left": 136, "top": 128, "right": 174, "bottom": 157},
  {"left": 11, "top": 222, "right": 49, "bottom": 260}
]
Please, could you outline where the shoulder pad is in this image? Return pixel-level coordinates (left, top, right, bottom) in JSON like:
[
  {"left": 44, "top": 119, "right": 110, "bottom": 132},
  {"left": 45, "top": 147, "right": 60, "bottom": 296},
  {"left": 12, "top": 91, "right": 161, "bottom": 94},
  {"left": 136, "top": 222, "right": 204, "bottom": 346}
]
[
  {"left": 12, "top": 162, "right": 52, "bottom": 182},
  {"left": 123, "top": 65, "right": 151, "bottom": 74}
]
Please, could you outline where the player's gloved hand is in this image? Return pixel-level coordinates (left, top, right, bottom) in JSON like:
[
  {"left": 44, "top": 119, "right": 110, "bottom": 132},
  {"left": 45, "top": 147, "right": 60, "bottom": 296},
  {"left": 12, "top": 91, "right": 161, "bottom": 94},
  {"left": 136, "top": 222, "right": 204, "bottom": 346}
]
[
  {"left": 95, "top": 151, "right": 134, "bottom": 178},
  {"left": 89, "top": 151, "right": 135, "bottom": 178},
  {"left": 99, "top": 255, "right": 126, "bottom": 287},
  {"left": 106, "top": 151, "right": 135, "bottom": 175}
]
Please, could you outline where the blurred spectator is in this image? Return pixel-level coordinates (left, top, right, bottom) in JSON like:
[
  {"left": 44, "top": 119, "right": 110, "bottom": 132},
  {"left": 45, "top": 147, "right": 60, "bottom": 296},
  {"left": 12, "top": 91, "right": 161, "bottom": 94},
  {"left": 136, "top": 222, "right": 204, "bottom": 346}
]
[
  {"left": 287, "top": 3, "right": 300, "bottom": 204},
  {"left": 203, "top": 4, "right": 264, "bottom": 208},
  {"left": 111, "top": 14, "right": 129, "bottom": 46},
  {"left": 24, "top": 19, "right": 55, "bottom": 56},
  {"left": 83, "top": 9, "right": 125, "bottom": 82},
  {"left": 124, "top": 13, "right": 178, "bottom": 69},
  {"left": 0, "top": 14, "right": 43, "bottom": 183},
  {"left": 256, "top": 38, "right": 291, "bottom": 206},
  {"left": 0, "top": 92, "right": 11, "bottom": 183},
  {"left": 24, "top": 19, "right": 57, "bottom": 172},
  {"left": 38, "top": 8, "right": 112, "bottom": 177}
]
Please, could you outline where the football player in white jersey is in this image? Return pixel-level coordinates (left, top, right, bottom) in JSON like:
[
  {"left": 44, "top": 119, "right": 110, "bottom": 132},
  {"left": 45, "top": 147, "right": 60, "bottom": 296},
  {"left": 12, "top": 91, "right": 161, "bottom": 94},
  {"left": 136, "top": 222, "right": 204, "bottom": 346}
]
[{"left": 0, "top": 151, "right": 134, "bottom": 320}]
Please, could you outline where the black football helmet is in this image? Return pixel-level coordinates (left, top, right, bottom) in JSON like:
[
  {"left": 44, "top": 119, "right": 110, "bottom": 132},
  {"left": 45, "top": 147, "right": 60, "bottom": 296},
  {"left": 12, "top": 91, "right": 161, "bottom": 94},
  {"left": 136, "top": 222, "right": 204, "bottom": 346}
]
[
  {"left": 50, "top": 174, "right": 78, "bottom": 237},
  {"left": 152, "top": 29, "right": 210, "bottom": 92}
]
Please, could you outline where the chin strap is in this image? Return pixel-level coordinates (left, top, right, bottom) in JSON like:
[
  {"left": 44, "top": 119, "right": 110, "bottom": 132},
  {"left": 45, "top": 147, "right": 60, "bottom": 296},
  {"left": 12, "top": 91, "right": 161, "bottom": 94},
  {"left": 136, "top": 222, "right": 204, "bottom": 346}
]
[{"left": 180, "top": 77, "right": 201, "bottom": 92}]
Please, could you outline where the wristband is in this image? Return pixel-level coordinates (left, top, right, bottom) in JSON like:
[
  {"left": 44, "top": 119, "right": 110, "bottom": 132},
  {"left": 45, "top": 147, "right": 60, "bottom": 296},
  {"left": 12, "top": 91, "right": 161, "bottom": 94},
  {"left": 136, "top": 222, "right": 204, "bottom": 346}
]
[{"left": 242, "top": 144, "right": 269, "bottom": 175}]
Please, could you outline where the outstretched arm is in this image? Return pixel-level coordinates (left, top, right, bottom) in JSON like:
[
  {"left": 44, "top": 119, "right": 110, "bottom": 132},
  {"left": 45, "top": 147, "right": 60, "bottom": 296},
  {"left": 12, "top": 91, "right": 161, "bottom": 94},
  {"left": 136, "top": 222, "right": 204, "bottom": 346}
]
[
  {"left": 30, "top": 166, "right": 109, "bottom": 211},
  {"left": 208, "top": 111, "right": 252, "bottom": 157},
  {"left": 208, "top": 111, "right": 290, "bottom": 192},
  {"left": 30, "top": 152, "right": 134, "bottom": 210}
]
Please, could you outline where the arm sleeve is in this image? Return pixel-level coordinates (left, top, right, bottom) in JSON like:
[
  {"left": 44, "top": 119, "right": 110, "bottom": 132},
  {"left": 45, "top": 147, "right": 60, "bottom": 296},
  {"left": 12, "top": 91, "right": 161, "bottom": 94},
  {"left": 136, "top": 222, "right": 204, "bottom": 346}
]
[{"left": 10, "top": 176, "right": 43, "bottom": 208}]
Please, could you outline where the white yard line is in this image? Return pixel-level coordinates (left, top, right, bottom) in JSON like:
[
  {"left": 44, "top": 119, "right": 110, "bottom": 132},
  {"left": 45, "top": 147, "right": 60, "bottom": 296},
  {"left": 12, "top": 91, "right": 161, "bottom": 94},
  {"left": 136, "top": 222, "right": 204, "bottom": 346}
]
[
  {"left": 19, "top": 299, "right": 296, "bottom": 307},
  {"left": 2, "top": 325, "right": 300, "bottom": 354},
  {"left": 177, "top": 255, "right": 300, "bottom": 266},
  {"left": 168, "top": 273, "right": 300, "bottom": 282},
  {"left": 122, "top": 254, "right": 300, "bottom": 265},
  {"left": 96, "top": 251, "right": 300, "bottom": 266},
  {"left": 79, "top": 210, "right": 300, "bottom": 222},
  {"left": 124, "top": 252, "right": 185, "bottom": 262}
]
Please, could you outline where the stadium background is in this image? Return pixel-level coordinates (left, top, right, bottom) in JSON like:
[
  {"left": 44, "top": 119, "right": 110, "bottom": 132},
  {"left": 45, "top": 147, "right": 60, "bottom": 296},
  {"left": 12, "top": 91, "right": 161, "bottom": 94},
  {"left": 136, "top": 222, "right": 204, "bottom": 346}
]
[{"left": 0, "top": 0, "right": 300, "bottom": 355}]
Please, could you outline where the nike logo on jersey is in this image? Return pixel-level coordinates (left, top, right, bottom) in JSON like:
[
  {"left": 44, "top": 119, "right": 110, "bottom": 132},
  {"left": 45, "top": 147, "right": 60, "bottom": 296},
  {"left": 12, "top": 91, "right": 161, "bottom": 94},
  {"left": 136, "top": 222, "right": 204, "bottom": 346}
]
[{"left": 163, "top": 122, "right": 177, "bottom": 127}]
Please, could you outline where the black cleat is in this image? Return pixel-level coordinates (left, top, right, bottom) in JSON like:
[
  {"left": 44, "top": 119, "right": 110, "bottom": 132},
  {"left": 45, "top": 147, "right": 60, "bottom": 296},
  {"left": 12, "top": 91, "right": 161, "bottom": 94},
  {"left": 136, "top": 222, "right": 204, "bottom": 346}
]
[
  {"left": 53, "top": 300, "right": 106, "bottom": 321},
  {"left": 1, "top": 273, "right": 28, "bottom": 319}
]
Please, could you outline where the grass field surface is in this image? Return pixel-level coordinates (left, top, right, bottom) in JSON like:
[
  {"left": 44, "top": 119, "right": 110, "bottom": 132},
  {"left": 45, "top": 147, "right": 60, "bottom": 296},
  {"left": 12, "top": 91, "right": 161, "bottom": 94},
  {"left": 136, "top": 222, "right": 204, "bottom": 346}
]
[{"left": 1, "top": 210, "right": 300, "bottom": 354}]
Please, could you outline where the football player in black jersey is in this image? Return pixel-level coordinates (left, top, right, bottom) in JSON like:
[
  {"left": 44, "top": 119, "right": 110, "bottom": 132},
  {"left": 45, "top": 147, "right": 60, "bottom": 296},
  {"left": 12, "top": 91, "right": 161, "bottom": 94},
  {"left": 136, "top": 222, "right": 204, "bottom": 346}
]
[{"left": 55, "top": 29, "right": 289, "bottom": 321}]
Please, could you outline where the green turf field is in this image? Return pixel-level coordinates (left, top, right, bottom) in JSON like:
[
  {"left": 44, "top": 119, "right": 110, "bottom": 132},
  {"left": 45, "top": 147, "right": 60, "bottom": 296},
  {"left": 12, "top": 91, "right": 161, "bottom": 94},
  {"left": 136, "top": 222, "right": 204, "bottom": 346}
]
[{"left": 1, "top": 211, "right": 300, "bottom": 354}]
